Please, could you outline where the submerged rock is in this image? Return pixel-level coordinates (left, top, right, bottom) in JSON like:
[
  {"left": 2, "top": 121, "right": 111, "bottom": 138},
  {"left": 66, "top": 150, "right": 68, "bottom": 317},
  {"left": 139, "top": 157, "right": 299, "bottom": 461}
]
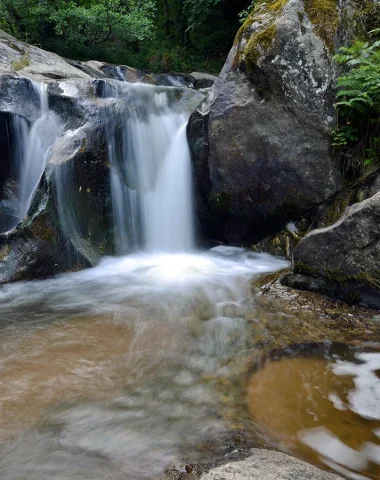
[
  {"left": 282, "top": 192, "right": 380, "bottom": 308},
  {"left": 187, "top": 0, "right": 353, "bottom": 245},
  {"left": 200, "top": 449, "right": 342, "bottom": 479}
]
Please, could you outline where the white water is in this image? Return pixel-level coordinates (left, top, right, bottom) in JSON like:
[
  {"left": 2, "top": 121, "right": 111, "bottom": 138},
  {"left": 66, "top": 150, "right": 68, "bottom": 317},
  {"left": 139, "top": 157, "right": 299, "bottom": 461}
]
[
  {"left": 104, "top": 83, "right": 196, "bottom": 254},
  {"left": 9, "top": 81, "right": 62, "bottom": 228},
  {"left": 0, "top": 79, "right": 298, "bottom": 480}
]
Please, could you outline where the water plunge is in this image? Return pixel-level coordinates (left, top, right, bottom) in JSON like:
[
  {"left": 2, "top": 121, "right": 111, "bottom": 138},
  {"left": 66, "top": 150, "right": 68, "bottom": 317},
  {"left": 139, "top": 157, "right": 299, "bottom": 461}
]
[{"left": 103, "top": 82, "right": 196, "bottom": 254}]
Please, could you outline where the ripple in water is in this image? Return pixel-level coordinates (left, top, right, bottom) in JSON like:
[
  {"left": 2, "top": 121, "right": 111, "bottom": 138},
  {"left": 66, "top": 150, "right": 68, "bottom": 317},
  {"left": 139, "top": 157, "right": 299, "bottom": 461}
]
[
  {"left": 0, "top": 247, "right": 288, "bottom": 479},
  {"left": 248, "top": 348, "right": 380, "bottom": 480}
]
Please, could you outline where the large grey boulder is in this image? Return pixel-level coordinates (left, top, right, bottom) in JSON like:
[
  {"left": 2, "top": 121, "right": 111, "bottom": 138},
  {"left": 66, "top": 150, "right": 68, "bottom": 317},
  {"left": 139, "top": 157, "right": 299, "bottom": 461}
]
[
  {"left": 0, "top": 30, "right": 90, "bottom": 81},
  {"left": 282, "top": 192, "right": 380, "bottom": 308},
  {"left": 201, "top": 449, "right": 342, "bottom": 480},
  {"left": 188, "top": 0, "right": 349, "bottom": 245}
]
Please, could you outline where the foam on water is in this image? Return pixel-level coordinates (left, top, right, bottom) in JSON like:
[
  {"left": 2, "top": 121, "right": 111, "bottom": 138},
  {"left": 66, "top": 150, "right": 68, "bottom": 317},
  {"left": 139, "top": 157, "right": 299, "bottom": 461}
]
[{"left": 0, "top": 247, "right": 289, "bottom": 320}]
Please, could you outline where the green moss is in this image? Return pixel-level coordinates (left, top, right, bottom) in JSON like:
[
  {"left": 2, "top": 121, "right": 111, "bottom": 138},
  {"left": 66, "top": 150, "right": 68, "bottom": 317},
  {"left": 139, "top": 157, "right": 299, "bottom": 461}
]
[
  {"left": 30, "top": 215, "right": 57, "bottom": 245},
  {"left": 245, "top": 23, "right": 277, "bottom": 68},
  {"left": 79, "top": 138, "right": 87, "bottom": 153},
  {"left": 351, "top": 272, "right": 380, "bottom": 290},
  {"left": 11, "top": 53, "right": 30, "bottom": 72},
  {"left": 235, "top": 0, "right": 287, "bottom": 61},
  {"left": 267, "top": 0, "right": 288, "bottom": 12},
  {"left": 318, "top": 192, "right": 353, "bottom": 228},
  {"left": 303, "top": 0, "right": 339, "bottom": 51},
  {"left": 294, "top": 261, "right": 318, "bottom": 277},
  {"left": 324, "top": 267, "right": 380, "bottom": 289},
  {"left": 324, "top": 267, "right": 347, "bottom": 284}
]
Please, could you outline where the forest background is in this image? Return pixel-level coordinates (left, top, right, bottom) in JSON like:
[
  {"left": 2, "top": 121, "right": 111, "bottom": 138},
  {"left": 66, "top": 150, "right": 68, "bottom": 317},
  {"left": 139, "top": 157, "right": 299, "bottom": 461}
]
[{"left": 0, "top": 0, "right": 252, "bottom": 73}]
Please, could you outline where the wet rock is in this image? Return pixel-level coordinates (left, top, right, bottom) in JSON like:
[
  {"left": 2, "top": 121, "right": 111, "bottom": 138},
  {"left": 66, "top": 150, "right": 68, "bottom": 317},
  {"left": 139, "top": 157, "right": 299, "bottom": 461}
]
[
  {"left": 200, "top": 449, "right": 343, "bottom": 479},
  {"left": 189, "top": 72, "right": 217, "bottom": 89},
  {"left": 0, "top": 74, "right": 114, "bottom": 281},
  {"left": 0, "top": 180, "right": 70, "bottom": 283},
  {"left": 282, "top": 192, "right": 380, "bottom": 308},
  {"left": 187, "top": 0, "right": 353, "bottom": 245}
]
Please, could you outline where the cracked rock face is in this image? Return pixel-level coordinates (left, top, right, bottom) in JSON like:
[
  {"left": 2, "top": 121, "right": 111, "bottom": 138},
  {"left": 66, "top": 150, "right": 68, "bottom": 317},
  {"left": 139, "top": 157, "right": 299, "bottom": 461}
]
[{"left": 187, "top": 0, "right": 349, "bottom": 245}]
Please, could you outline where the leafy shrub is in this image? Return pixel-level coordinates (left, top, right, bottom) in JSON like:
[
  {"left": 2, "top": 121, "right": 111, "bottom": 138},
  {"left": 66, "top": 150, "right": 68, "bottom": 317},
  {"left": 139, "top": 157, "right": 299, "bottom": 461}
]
[{"left": 333, "top": 30, "right": 380, "bottom": 176}]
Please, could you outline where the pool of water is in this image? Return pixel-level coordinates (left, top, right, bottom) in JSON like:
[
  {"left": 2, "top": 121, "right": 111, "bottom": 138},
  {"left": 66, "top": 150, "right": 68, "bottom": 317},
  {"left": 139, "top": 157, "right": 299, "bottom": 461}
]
[
  {"left": 0, "top": 247, "right": 379, "bottom": 479},
  {"left": 248, "top": 346, "right": 380, "bottom": 480},
  {"left": 0, "top": 248, "right": 287, "bottom": 479}
]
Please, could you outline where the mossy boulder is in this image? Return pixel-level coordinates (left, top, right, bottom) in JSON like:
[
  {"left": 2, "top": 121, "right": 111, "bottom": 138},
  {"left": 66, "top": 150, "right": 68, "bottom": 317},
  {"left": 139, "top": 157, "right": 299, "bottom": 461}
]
[
  {"left": 282, "top": 191, "right": 380, "bottom": 308},
  {"left": 187, "top": 0, "right": 361, "bottom": 245}
]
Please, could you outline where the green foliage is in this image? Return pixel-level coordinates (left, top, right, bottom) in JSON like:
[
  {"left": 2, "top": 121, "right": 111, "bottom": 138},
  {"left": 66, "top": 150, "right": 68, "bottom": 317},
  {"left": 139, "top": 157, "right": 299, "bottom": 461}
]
[
  {"left": 50, "top": 0, "right": 156, "bottom": 46},
  {"left": 333, "top": 30, "right": 380, "bottom": 177},
  {"left": 0, "top": 0, "right": 252, "bottom": 73},
  {"left": 238, "top": 1, "right": 257, "bottom": 23},
  {"left": 183, "top": 0, "right": 221, "bottom": 31}
]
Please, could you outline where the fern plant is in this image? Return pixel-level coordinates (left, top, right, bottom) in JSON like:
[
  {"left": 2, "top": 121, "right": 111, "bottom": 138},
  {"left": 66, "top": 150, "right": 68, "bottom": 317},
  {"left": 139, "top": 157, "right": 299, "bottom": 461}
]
[{"left": 333, "top": 30, "right": 380, "bottom": 175}]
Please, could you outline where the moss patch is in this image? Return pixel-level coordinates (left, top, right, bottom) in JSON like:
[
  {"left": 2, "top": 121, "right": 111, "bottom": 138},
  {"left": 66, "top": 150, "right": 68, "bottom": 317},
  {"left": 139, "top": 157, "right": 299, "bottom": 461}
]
[
  {"left": 245, "top": 23, "right": 277, "bottom": 69},
  {"left": 303, "top": 0, "right": 339, "bottom": 51},
  {"left": 294, "top": 261, "right": 318, "bottom": 277},
  {"left": 235, "top": 0, "right": 288, "bottom": 64},
  {"left": 295, "top": 262, "right": 380, "bottom": 291},
  {"left": 0, "top": 245, "right": 10, "bottom": 262},
  {"left": 11, "top": 53, "right": 30, "bottom": 72},
  {"left": 319, "top": 194, "right": 351, "bottom": 227}
]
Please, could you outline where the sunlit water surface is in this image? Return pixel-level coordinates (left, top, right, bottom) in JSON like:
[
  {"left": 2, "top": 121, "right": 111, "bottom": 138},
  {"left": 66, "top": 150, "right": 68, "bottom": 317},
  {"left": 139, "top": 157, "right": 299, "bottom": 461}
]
[
  {"left": 1, "top": 248, "right": 380, "bottom": 479},
  {"left": 0, "top": 247, "right": 287, "bottom": 479}
]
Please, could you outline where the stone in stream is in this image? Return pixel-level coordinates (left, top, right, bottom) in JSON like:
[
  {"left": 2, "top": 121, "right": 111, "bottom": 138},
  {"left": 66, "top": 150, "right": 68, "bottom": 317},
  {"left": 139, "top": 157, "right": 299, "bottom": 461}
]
[
  {"left": 187, "top": 0, "right": 359, "bottom": 245},
  {"left": 282, "top": 192, "right": 380, "bottom": 309},
  {"left": 200, "top": 449, "right": 343, "bottom": 480}
]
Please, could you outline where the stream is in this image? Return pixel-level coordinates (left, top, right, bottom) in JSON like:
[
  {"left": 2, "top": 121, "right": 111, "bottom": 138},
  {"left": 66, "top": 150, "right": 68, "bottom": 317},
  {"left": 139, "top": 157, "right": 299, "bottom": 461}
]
[{"left": 1, "top": 79, "right": 380, "bottom": 479}]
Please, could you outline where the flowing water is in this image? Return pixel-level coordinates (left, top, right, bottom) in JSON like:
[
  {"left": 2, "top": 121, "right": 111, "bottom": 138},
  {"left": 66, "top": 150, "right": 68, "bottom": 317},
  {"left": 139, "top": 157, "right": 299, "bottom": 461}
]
[
  {"left": 103, "top": 82, "right": 196, "bottom": 254},
  {"left": 0, "top": 248, "right": 288, "bottom": 479},
  {"left": 1, "top": 79, "right": 380, "bottom": 480},
  {"left": 7, "top": 81, "right": 62, "bottom": 230}
]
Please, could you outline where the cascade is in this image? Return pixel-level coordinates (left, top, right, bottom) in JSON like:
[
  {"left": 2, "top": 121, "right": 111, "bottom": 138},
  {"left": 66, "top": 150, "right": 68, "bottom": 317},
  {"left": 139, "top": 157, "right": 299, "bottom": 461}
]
[
  {"left": 6, "top": 81, "right": 62, "bottom": 231},
  {"left": 103, "top": 82, "right": 196, "bottom": 254}
]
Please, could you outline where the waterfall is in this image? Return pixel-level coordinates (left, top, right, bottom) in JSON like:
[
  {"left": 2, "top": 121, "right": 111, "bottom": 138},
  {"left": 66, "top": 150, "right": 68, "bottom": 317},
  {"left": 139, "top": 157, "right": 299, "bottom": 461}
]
[
  {"left": 6, "top": 81, "right": 62, "bottom": 230},
  {"left": 104, "top": 82, "right": 196, "bottom": 254},
  {"left": 17, "top": 82, "right": 62, "bottom": 221}
]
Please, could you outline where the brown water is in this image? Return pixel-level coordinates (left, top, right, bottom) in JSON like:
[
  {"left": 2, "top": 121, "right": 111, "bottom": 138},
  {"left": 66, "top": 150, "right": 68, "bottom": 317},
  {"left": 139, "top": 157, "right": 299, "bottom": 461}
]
[
  {"left": 0, "top": 249, "right": 379, "bottom": 479},
  {"left": 248, "top": 353, "right": 380, "bottom": 479},
  {"left": 0, "top": 249, "right": 289, "bottom": 479}
]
